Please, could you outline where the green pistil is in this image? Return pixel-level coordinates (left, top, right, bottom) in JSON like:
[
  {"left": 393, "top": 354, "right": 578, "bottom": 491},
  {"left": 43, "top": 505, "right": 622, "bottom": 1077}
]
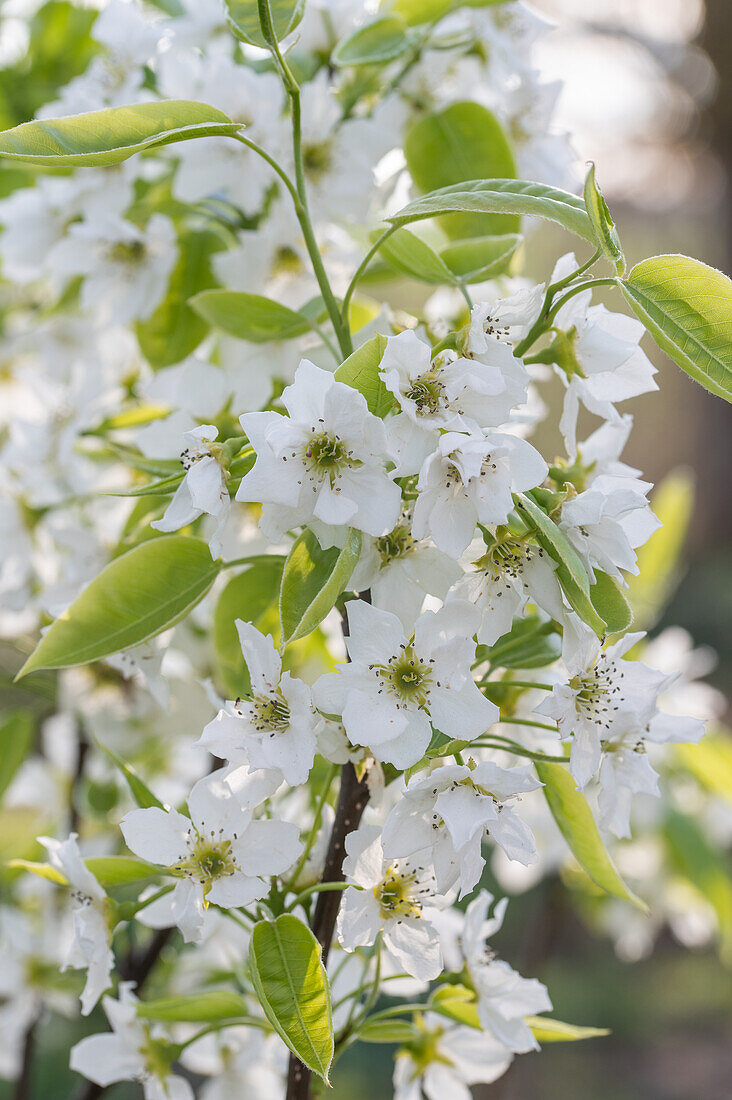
[
  {"left": 373, "top": 645, "right": 434, "bottom": 708},
  {"left": 303, "top": 141, "right": 332, "bottom": 179},
  {"left": 251, "top": 692, "right": 291, "bottom": 732},
  {"left": 376, "top": 522, "right": 415, "bottom": 566},
  {"left": 302, "top": 432, "right": 354, "bottom": 484},
  {"left": 375, "top": 866, "right": 421, "bottom": 920},
  {"left": 175, "top": 834, "right": 237, "bottom": 899},
  {"left": 108, "top": 239, "right": 145, "bottom": 264},
  {"left": 406, "top": 367, "right": 445, "bottom": 415}
]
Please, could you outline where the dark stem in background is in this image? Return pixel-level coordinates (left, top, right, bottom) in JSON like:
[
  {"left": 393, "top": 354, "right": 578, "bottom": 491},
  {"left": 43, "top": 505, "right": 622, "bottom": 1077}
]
[
  {"left": 72, "top": 927, "right": 175, "bottom": 1100},
  {"left": 286, "top": 599, "right": 371, "bottom": 1100},
  {"left": 13, "top": 1019, "right": 37, "bottom": 1100}
]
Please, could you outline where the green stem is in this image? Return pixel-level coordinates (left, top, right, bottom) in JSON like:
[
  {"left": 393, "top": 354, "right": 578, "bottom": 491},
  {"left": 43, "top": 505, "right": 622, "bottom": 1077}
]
[
  {"left": 471, "top": 740, "right": 569, "bottom": 765},
  {"left": 287, "top": 764, "right": 338, "bottom": 891},
  {"left": 130, "top": 885, "right": 173, "bottom": 916},
  {"left": 513, "top": 249, "right": 605, "bottom": 358},
  {"left": 221, "top": 553, "right": 286, "bottom": 570},
  {"left": 496, "top": 717, "right": 560, "bottom": 733},
  {"left": 341, "top": 225, "right": 399, "bottom": 324},
  {"left": 177, "top": 1017, "right": 271, "bottom": 1051},
  {"left": 544, "top": 277, "right": 618, "bottom": 326},
  {"left": 476, "top": 679, "right": 553, "bottom": 691},
  {"left": 285, "top": 880, "right": 357, "bottom": 913}
]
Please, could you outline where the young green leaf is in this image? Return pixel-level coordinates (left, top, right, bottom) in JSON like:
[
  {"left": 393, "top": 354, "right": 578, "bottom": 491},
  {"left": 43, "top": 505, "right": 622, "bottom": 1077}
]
[
  {"left": 84, "top": 857, "right": 159, "bottom": 887},
  {"left": 589, "top": 570, "right": 632, "bottom": 634},
  {"left": 7, "top": 859, "right": 69, "bottom": 885},
  {"left": 583, "top": 162, "right": 625, "bottom": 275},
  {"left": 526, "top": 1017, "right": 610, "bottom": 1043},
  {"left": 390, "top": 179, "right": 595, "bottom": 243},
  {"left": 482, "top": 615, "right": 560, "bottom": 670},
  {"left": 620, "top": 254, "right": 732, "bottom": 402},
  {"left": 0, "top": 100, "right": 240, "bottom": 167},
  {"left": 137, "top": 991, "right": 249, "bottom": 1023},
  {"left": 664, "top": 809, "right": 732, "bottom": 962},
  {"left": 404, "top": 102, "right": 518, "bottom": 238},
  {"left": 190, "top": 290, "right": 313, "bottom": 343},
  {"left": 249, "top": 915, "right": 334, "bottom": 1083},
  {"left": 225, "top": 0, "right": 305, "bottom": 47},
  {"left": 675, "top": 734, "right": 732, "bottom": 804},
  {"left": 17, "top": 536, "right": 221, "bottom": 678},
  {"left": 626, "top": 470, "right": 693, "bottom": 629},
  {"left": 535, "top": 761, "right": 647, "bottom": 911},
  {"left": 357, "top": 1019, "right": 420, "bottom": 1043},
  {"left": 374, "top": 227, "right": 457, "bottom": 285},
  {"left": 515, "top": 494, "right": 606, "bottom": 636},
  {"left": 332, "top": 15, "right": 411, "bottom": 67},
  {"left": 390, "top": 0, "right": 453, "bottom": 24},
  {"left": 97, "top": 743, "right": 165, "bottom": 810},
  {"left": 136, "top": 230, "right": 223, "bottom": 368},
  {"left": 213, "top": 560, "right": 284, "bottom": 697},
  {"left": 0, "top": 711, "right": 34, "bottom": 803},
  {"left": 280, "top": 528, "right": 362, "bottom": 645},
  {"left": 440, "top": 233, "right": 522, "bottom": 283},
  {"left": 333, "top": 333, "right": 393, "bottom": 416}
]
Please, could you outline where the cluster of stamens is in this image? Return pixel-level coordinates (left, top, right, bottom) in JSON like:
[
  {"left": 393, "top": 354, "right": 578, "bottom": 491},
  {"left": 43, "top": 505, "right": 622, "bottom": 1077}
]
[
  {"left": 376, "top": 520, "right": 415, "bottom": 566},
  {"left": 375, "top": 860, "right": 436, "bottom": 921},
  {"left": 297, "top": 420, "right": 356, "bottom": 488},
  {"left": 173, "top": 825, "right": 240, "bottom": 895},
  {"left": 236, "top": 691, "right": 290, "bottom": 737},
  {"left": 570, "top": 656, "right": 624, "bottom": 730},
  {"left": 405, "top": 366, "right": 447, "bottom": 416},
  {"left": 369, "top": 643, "right": 435, "bottom": 709}
]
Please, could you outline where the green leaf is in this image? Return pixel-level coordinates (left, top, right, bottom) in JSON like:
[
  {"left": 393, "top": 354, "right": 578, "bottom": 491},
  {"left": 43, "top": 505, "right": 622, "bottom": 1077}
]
[
  {"left": 665, "top": 809, "right": 732, "bottom": 963},
  {"left": 280, "top": 529, "right": 362, "bottom": 645},
  {"left": 526, "top": 1016, "right": 610, "bottom": 1043},
  {"left": 7, "top": 859, "right": 68, "bottom": 886},
  {"left": 583, "top": 162, "right": 625, "bottom": 276},
  {"left": 626, "top": 470, "right": 693, "bottom": 629},
  {"left": 98, "top": 743, "right": 165, "bottom": 810},
  {"left": 332, "top": 15, "right": 411, "bottom": 67},
  {"left": 589, "top": 570, "right": 632, "bottom": 634},
  {"left": 620, "top": 254, "right": 732, "bottom": 402},
  {"left": 535, "top": 761, "right": 647, "bottom": 910},
  {"left": 389, "top": 0, "right": 454, "bottom": 24},
  {"left": 440, "top": 233, "right": 522, "bottom": 283},
  {"left": 375, "top": 227, "right": 457, "bottom": 285},
  {"left": 0, "top": 100, "right": 241, "bottom": 167},
  {"left": 482, "top": 615, "right": 560, "bottom": 671},
  {"left": 358, "top": 1019, "right": 420, "bottom": 1043},
  {"left": 0, "top": 711, "right": 34, "bottom": 803},
  {"left": 515, "top": 494, "right": 606, "bottom": 636},
  {"left": 225, "top": 0, "right": 305, "bottom": 47},
  {"left": 334, "top": 334, "right": 393, "bottom": 416},
  {"left": 249, "top": 915, "right": 334, "bottom": 1083},
  {"left": 675, "top": 734, "right": 732, "bottom": 804},
  {"left": 190, "top": 290, "right": 312, "bottom": 343},
  {"left": 17, "top": 536, "right": 221, "bottom": 677},
  {"left": 136, "top": 230, "right": 222, "bottom": 368},
  {"left": 404, "top": 102, "right": 518, "bottom": 239},
  {"left": 138, "top": 991, "right": 249, "bottom": 1023},
  {"left": 84, "top": 857, "right": 158, "bottom": 887},
  {"left": 213, "top": 560, "right": 284, "bottom": 697},
  {"left": 390, "top": 179, "right": 595, "bottom": 243}
]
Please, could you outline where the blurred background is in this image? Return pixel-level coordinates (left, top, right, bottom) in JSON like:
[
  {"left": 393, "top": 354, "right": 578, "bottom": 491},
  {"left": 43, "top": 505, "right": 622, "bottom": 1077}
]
[{"left": 0, "top": 1, "right": 730, "bottom": 1098}]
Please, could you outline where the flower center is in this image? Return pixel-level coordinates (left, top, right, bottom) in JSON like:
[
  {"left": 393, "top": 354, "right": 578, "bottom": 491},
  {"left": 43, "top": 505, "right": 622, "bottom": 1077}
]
[
  {"left": 246, "top": 691, "right": 291, "bottom": 733},
  {"left": 176, "top": 831, "right": 239, "bottom": 897},
  {"left": 303, "top": 141, "right": 332, "bottom": 180},
  {"left": 376, "top": 521, "right": 415, "bottom": 566},
  {"left": 108, "top": 239, "right": 146, "bottom": 265},
  {"left": 371, "top": 645, "right": 434, "bottom": 709},
  {"left": 374, "top": 864, "right": 422, "bottom": 919},
  {"left": 302, "top": 431, "right": 354, "bottom": 483},
  {"left": 406, "top": 367, "right": 445, "bottom": 415},
  {"left": 569, "top": 657, "right": 623, "bottom": 729}
]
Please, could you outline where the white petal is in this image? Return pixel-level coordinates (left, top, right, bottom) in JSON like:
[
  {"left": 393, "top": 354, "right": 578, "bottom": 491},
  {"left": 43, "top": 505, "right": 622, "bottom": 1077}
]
[{"left": 120, "top": 808, "right": 190, "bottom": 866}]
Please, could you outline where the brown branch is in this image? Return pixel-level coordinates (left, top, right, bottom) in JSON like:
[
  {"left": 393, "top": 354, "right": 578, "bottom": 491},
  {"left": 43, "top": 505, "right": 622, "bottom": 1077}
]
[{"left": 13, "top": 1018, "right": 37, "bottom": 1100}]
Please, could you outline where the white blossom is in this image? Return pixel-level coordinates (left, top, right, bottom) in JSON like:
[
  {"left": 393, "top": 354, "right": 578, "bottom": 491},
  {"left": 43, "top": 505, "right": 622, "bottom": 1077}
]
[
  {"left": 237, "top": 360, "right": 401, "bottom": 541},
  {"left": 198, "top": 621, "right": 319, "bottom": 786},
  {"left": 121, "top": 767, "right": 301, "bottom": 942},
  {"left": 313, "top": 600, "right": 498, "bottom": 769}
]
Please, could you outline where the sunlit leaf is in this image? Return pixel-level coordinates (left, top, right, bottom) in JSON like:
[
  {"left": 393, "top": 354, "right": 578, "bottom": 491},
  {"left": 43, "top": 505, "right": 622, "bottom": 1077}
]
[
  {"left": 190, "top": 290, "right": 313, "bottom": 343},
  {"left": 334, "top": 333, "right": 393, "bottom": 416},
  {"left": 137, "top": 991, "right": 249, "bottom": 1023},
  {"left": 249, "top": 915, "right": 334, "bottom": 1083},
  {"left": 0, "top": 100, "right": 240, "bottom": 167},
  {"left": 280, "top": 528, "right": 362, "bottom": 645},
  {"left": 621, "top": 254, "right": 732, "bottom": 402},
  {"left": 17, "top": 536, "right": 221, "bottom": 677},
  {"left": 333, "top": 15, "right": 411, "bottom": 67}
]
